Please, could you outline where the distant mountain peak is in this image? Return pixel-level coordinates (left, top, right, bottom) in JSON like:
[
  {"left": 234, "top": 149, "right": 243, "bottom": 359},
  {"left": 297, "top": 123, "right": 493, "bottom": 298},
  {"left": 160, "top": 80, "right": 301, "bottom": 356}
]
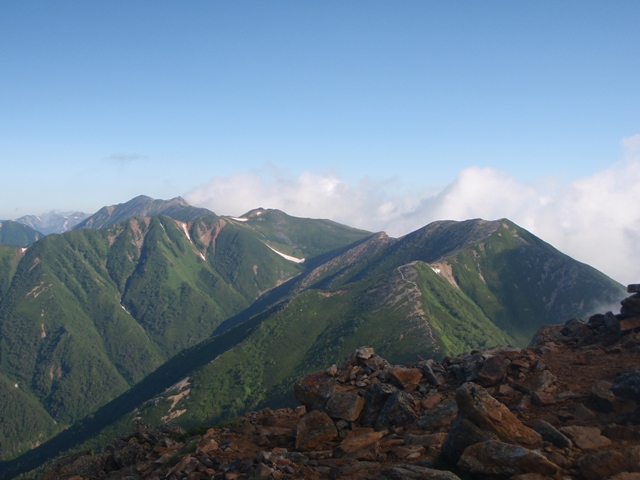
[
  {"left": 73, "top": 195, "right": 216, "bottom": 230},
  {"left": 15, "top": 210, "right": 90, "bottom": 235}
]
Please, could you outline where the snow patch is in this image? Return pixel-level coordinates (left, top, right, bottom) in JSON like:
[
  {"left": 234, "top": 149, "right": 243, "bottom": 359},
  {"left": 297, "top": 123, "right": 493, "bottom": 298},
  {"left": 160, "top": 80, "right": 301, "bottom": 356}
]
[
  {"left": 431, "top": 267, "right": 441, "bottom": 275},
  {"left": 179, "top": 223, "right": 192, "bottom": 242},
  {"left": 199, "top": 253, "right": 206, "bottom": 261},
  {"left": 20, "top": 247, "right": 28, "bottom": 254},
  {"left": 230, "top": 217, "right": 248, "bottom": 222},
  {"left": 266, "top": 245, "right": 305, "bottom": 264}
]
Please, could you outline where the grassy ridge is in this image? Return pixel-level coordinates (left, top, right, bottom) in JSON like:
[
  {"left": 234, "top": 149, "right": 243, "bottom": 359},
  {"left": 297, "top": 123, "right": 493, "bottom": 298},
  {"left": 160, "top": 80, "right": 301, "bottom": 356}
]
[
  {"left": 0, "top": 222, "right": 43, "bottom": 247},
  {"left": 0, "top": 212, "right": 371, "bottom": 462}
]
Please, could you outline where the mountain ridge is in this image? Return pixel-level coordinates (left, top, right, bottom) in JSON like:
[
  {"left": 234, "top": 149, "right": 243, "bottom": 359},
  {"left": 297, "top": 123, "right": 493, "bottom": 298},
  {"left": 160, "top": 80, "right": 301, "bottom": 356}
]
[{"left": 0, "top": 196, "right": 626, "bottom": 477}]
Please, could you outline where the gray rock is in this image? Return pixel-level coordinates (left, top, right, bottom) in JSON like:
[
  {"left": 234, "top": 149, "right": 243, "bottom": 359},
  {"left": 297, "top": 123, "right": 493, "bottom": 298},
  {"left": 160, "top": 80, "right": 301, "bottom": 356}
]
[
  {"left": 440, "top": 417, "right": 497, "bottom": 463},
  {"left": 417, "top": 399, "right": 458, "bottom": 430},
  {"left": 325, "top": 391, "right": 365, "bottom": 422},
  {"left": 531, "top": 419, "right": 572, "bottom": 449},
  {"left": 360, "top": 382, "right": 396, "bottom": 428},
  {"left": 422, "top": 361, "right": 445, "bottom": 386},
  {"left": 559, "top": 425, "right": 611, "bottom": 451},
  {"left": 590, "top": 380, "right": 616, "bottom": 412},
  {"left": 611, "top": 370, "right": 640, "bottom": 400},
  {"left": 375, "top": 390, "right": 418, "bottom": 430}
]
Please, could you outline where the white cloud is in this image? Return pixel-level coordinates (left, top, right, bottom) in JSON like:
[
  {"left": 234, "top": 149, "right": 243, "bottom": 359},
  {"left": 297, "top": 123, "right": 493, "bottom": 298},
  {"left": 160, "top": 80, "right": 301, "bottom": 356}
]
[
  {"left": 185, "top": 139, "right": 640, "bottom": 285},
  {"left": 622, "top": 134, "right": 640, "bottom": 155}
]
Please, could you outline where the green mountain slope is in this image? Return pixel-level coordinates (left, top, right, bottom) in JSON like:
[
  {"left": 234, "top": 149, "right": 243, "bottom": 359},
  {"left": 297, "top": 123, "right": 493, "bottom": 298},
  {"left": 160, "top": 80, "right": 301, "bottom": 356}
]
[
  {"left": 0, "top": 215, "right": 624, "bottom": 478},
  {"left": 0, "top": 211, "right": 371, "bottom": 462},
  {"left": 0, "top": 221, "right": 43, "bottom": 247}
]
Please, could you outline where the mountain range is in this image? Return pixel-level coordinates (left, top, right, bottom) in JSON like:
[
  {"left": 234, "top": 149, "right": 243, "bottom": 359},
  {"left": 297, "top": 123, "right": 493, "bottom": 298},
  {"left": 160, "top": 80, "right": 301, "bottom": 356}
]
[
  {"left": 0, "top": 195, "right": 625, "bottom": 478},
  {"left": 13, "top": 211, "right": 90, "bottom": 236}
]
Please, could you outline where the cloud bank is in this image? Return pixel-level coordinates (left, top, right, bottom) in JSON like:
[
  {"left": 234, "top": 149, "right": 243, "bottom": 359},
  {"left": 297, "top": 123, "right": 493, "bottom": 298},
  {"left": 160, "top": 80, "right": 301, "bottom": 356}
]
[{"left": 185, "top": 138, "right": 640, "bottom": 285}]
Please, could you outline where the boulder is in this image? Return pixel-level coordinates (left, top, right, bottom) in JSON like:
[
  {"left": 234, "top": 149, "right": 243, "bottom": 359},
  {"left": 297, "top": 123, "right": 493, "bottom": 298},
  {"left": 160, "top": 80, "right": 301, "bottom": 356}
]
[
  {"left": 421, "top": 360, "right": 445, "bottom": 386},
  {"left": 529, "top": 324, "right": 563, "bottom": 348},
  {"left": 325, "top": 391, "right": 365, "bottom": 422},
  {"left": 360, "top": 382, "right": 396, "bottom": 428},
  {"left": 295, "top": 410, "right": 338, "bottom": 450},
  {"left": 294, "top": 372, "right": 337, "bottom": 411},
  {"left": 417, "top": 399, "right": 458, "bottom": 430},
  {"left": 590, "top": 380, "right": 616, "bottom": 412},
  {"left": 531, "top": 419, "right": 571, "bottom": 449},
  {"left": 337, "top": 428, "right": 383, "bottom": 460},
  {"left": 560, "top": 317, "right": 593, "bottom": 342},
  {"left": 386, "top": 366, "right": 422, "bottom": 391},
  {"left": 375, "top": 390, "right": 418, "bottom": 430},
  {"left": 457, "top": 439, "right": 559, "bottom": 477},
  {"left": 476, "top": 355, "right": 509, "bottom": 387},
  {"left": 559, "top": 425, "right": 611, "bottom": 451},
  {"left": 611, "top": 370, "right": 640, "bottom": 400},
  {"left": 455, "top": 382, "right": 542, "bottom": 448},
  {"left": 440, "top": 417, "right": 497, "bottom": 463},
  {"left": 577, "top": 451, "right": 628, "bottom": 480},
  {"left": 513, "top": 370, "right": 557, "bottom": 395},
  {"left": 622, "top": 295, "right": 640, "bottom": 315}
]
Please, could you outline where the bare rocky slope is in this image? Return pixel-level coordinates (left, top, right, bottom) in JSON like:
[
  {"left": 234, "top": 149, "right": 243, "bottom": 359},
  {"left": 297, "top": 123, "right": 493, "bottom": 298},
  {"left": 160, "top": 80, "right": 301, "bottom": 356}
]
[{"left": 35, "top": 284, "right": 640, "bottom": 480}]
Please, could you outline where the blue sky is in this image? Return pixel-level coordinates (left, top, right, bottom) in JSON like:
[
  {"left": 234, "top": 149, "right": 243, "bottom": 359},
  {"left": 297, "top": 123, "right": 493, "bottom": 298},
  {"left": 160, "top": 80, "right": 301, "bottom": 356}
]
[{"left": 1, "top": 1, "right": 640, "bottom": 283}]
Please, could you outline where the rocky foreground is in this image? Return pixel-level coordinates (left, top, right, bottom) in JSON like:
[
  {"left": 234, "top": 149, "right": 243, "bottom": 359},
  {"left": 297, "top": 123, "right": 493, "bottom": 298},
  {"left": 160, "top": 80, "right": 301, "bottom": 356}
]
[{"left": 39, "top": 285, "right": 640, "bottom": 480}]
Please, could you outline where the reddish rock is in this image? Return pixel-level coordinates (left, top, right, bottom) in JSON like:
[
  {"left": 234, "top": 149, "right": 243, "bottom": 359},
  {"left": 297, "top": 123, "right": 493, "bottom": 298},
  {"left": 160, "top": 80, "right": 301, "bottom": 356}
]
[
  {"left": 476, "top": 355, "right": 509, "bottom": 387},
  {"left": 576, "top": 447, "right": 640, "bottom": 480},
  {"left": 404, "top": 432, "right": 447, "bottom": 447},
  {"left": 560, "top": 426, "right": 611, "bottom": 451},
  {"left": 386, "top": 366, "right": 422, "bottom": 391},
  {"left": 295, "top": 410, "right": 338, "bottom": 450},
  {"left": 620, "top": 317, "right": 640, "bottom": 333},
  {"left": 421, "top": 392, "right": 443, "bottom": 409},
  {"left": 455, "top": 382, "right": 542, "bottom": 448},
  {"left": 457, "top": 439, "right": 559, "bottom": 477},
  {"left": 337, "top": 428, "right": 383, "bottom": 460},
  {"left": 531, "top": 391, "right": 556, "bottom": 406}
]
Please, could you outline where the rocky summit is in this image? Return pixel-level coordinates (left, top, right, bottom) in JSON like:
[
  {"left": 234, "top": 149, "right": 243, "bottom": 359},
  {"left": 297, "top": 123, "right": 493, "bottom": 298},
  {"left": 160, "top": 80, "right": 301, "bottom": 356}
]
[{"left": 39, "top": 284, "right": 640, "bottom": 480}]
